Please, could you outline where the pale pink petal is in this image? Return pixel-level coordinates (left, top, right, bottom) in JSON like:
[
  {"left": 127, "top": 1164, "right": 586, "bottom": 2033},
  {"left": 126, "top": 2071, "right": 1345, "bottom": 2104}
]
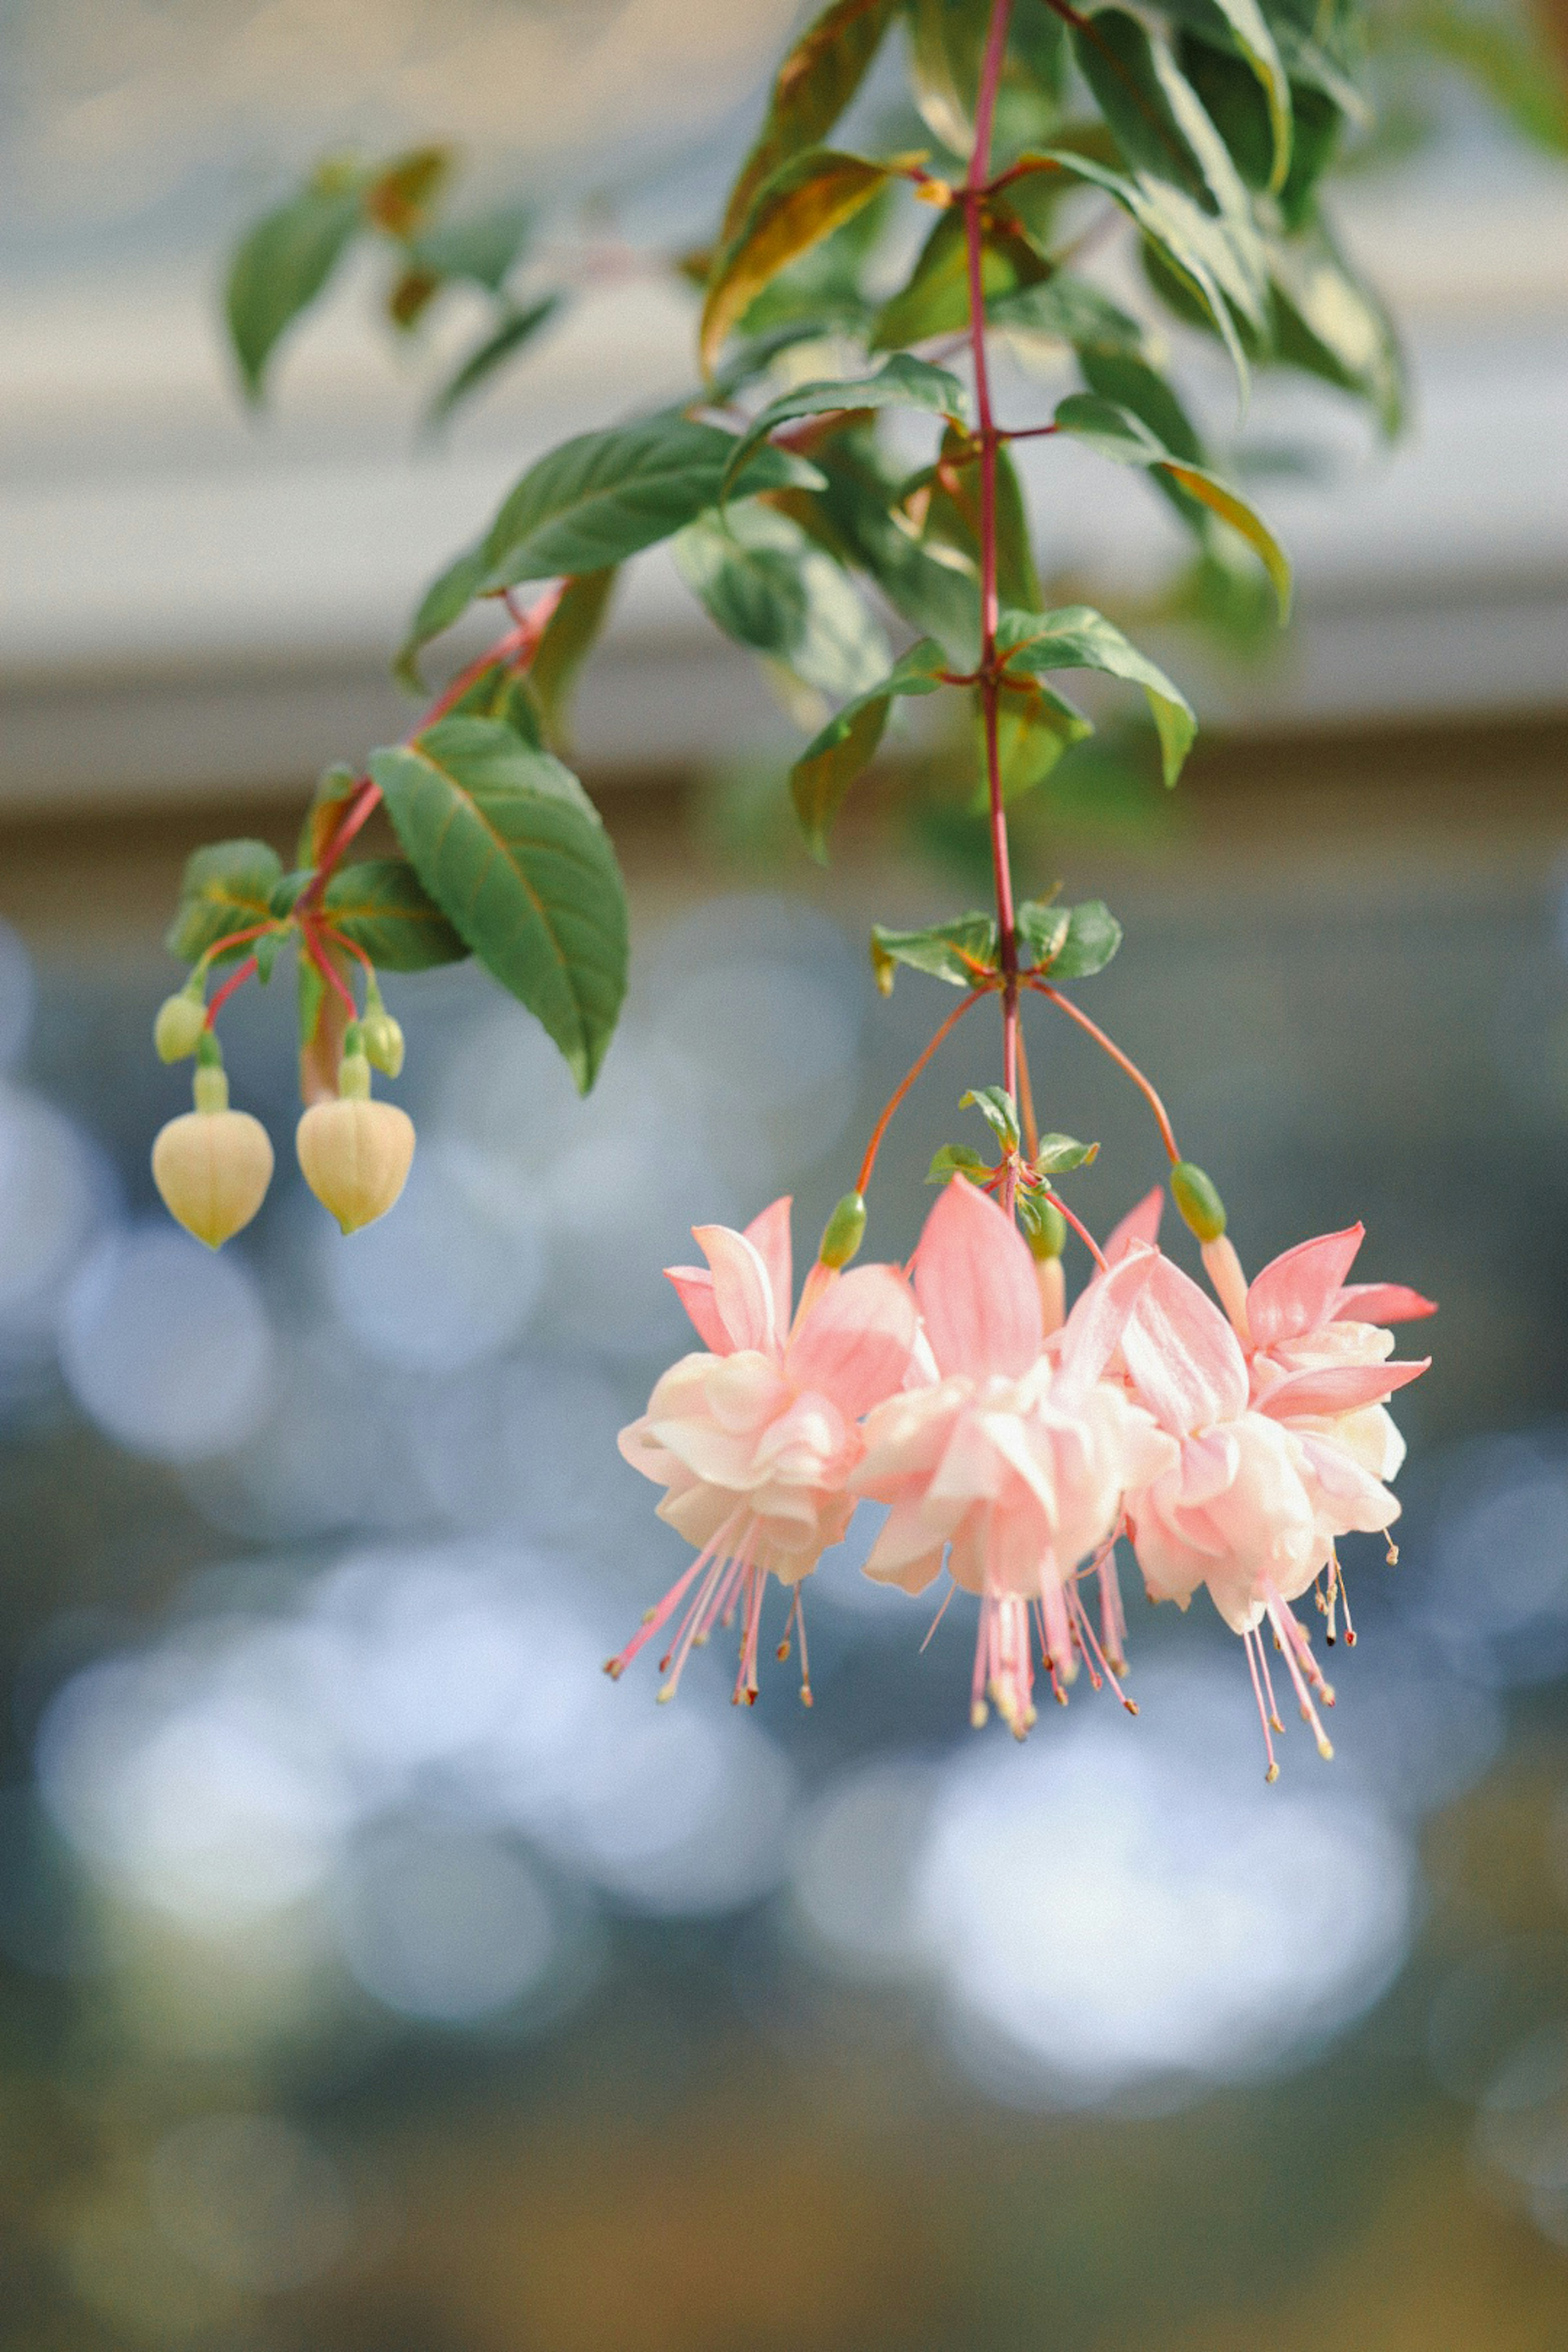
[
  {"left": 693, "top": 1223, "right": 778, "bottom": 1355},
  {"left": 1055, "top": 1246, "right": 1158, "bottom": 1394},
  {"left": 1334, "top": 1280, "right": 1437, "bottom": 1325},
  {"left": 862, "top": 1505, "right": 949, "bottom": 1594},
  {"left": 1256, "top": 1356, "right": 1430, "bottom": 1421},
  {"left": 1293, "top": 1431, "right": 1400, "bottom": 1532},
  {"left": 1246, "top": 1225, "right": 1364, "bottom": 1346},
  {"left": 914, "top": 1177, "right": 1042, "bottom": 1382},
  {"left": 664, "top": 1267, "right": 731, "bottom": 1353},
  {"left": 785, "top": 1262, "right": 918, "bottom": 1419},
  {"left": 744, "top": 1196, "right": 793, "bottom": 1333},
  {"left": 1105, "top": 1186, "right": 1164, "bottom": 1263},
  {"left": 1122, "top": 1255, "right": 1249, "bottom": 1433}
]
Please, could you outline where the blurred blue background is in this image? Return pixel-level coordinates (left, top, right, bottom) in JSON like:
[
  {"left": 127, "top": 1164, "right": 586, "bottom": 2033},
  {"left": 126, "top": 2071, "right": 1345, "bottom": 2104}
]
[{"left": 2, "top": 3, "right": 1568, "bottom": 2346}]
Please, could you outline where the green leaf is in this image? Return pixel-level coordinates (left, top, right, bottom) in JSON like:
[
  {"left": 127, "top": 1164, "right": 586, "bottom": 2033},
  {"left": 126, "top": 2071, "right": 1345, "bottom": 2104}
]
[
  {"left": 960, "top": 1085, "right": 1020, "bottom": 1152},
  {"left": 1155, "top": 459, "right": 1292, "bottom": 618},
  {"left": 674, "top": 504, "right": 889, "bottom": 699},
  {"left": 702, "top": 149, "right": 895, "bottom": 374},
  {"left": 908, "top": 0, "right": 991, "bottom": 153},
  {"left": 1034, "top": 1132, "right": 1099, "bottom": 1174},
  {"left": 1051, "top": 394, "right": 1292, "bottom": 615},
  {"left": 408, "top": 203, "right": 532, "bottom": 291},
  {"left": 322, "top": 858, "right": 470, "bottom": 972},
  {"left": 870, "top": 911, "right": 998, "bottom": 992},
  {"left": 370, "top": 717, "right": 628, "bottom": 1091},
  {"left": 789, "top": 636, "right": 949, "bottom": 859},
  {"left": 225, "top": 173, "right": 365, "bottom": 399},
  {"left": 810, "top": 433, "right": 983, "bottom": 659},
  {"left": 997, "top": 607, "right": 1196, "bottom": 786},
  {"left": 1269, "top": 223, "right": 1405, "bottom": 439},
  {"left": 1078, "top": 349, "right": 1205, "bottom": 461},
  {"left": 1071, "top": 11, "right": 1250, "bottom": 208},
  {"left": 425, "top": 296, "right": 561, "bottom": 428},
  {"left": 397, "top": 542, "right": 490, "bottom": 685},
  {"left": 927, "top": 1142, "right": 993, "bottom": 1183},
  {"left": 445, "top": 661, "right": 544, "bottom": 745},
  {"left": 1160, "top": 0, "right": 1293, "bottom": 188},
  {"left": 922, "top": 428, "right": 1042, "bottom": 614},
  {"left": 722, "top": 0, "right": 901, "bottom": 240},
  {"left": 869, "top": 201, "right": 1049, "bottom": 349},
  {"left": 1030, "top": 147, "right": 1256, "bottom": 395},
  {"left": 721, "top": 355, "right": 971, "bottom": 498},
  {"left": 1018, "top": 896, "right": 1124, "bottom": 977},
  {"left": 167, "top": 840, "right": 285, "bottom": 963},
  {"left": 989, "top": 274, "right": 1149, "bottom": 355},
  {"left": 993, "top": 675, "right": 1093, "bottom": 798},
  {"left": 529, "top": 570, "right": 618, "bottom": 751},
  {"left": 481, "top": 416, "right": 826, "bottom": 592},
  {"left": 298, "top": 764, "right": 362, "bottom": 870},
  {"left": 1052, "top": 391, "right": 1169, "bottom": 466}
]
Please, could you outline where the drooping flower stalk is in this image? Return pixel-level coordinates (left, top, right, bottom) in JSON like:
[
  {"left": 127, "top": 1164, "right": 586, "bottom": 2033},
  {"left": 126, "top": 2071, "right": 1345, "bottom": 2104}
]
[{"left": 966, "top": 0, "right": 1021, "bottom": 1207}]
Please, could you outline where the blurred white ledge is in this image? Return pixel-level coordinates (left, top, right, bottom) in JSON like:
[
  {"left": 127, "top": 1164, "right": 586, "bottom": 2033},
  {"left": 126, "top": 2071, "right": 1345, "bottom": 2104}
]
[{"left": 3, "top": 158, "right": 1567, "bottom": 811}]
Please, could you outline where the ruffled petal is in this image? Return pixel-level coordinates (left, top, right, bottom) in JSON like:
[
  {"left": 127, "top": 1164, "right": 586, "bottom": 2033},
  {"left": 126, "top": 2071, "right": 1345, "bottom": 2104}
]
[
  {"left": 744, "top": 1195, "right": 794, "bottom": 1334},
  {"left": 1246, "top": 1225, "right": 1364, "bottom": 1346},
  {"left": 786, "top": 1262, "right": 918, "bottom": 1419},
  {"left": 914, "top": 1177, "right": 1042, "bottom": 1382},
  {"left": 863, "top": 1499, "right": 956, "bottom": 1593},
  {"left": 692, "top": 1222, "right": 779, "bottom": 1356},
  {"left": 1122, "top": 1255, "right": 1249, "bottom": 1434}
]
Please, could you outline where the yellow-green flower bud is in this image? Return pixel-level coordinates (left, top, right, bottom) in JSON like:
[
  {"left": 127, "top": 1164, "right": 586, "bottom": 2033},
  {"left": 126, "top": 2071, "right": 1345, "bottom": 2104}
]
[
  {"left": 151, "top": 1082, "right": 274, "bottom": 1249},
  {"left": 361, "top": 1007, "right": 405, "bottom": 1079},
  {"left": 817, "top": 1190, "right": 866, "bottom": 1269},
  {"left": 296, "top": 1091, "right": 415, "bottom": 1234},
  {"left": 1171, "top": 1160, "right": 1227, "bottom": 1243},
  {"left": 154, "top": 990, "right": 207, "bottom": 1063}
]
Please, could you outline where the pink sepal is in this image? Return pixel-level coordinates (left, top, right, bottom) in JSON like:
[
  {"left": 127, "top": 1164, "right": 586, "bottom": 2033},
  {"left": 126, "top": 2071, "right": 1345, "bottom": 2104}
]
[
  {"left": 1245, "top": 1225, "right": 1364, "bottom": 1347},
  {"left": 1334, "top": 1281, "right": 1437, "bottom": 1325},
  {"left": 915, "top": 1177, "right": 1042, "bottom": 1383},
  {"left": 1256, "top": 1356, "right": 1430, "bottom": 1421}
]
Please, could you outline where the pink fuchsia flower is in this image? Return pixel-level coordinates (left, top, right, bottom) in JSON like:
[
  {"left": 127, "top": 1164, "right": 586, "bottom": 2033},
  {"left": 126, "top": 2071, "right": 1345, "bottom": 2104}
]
[
  {"left": 1119, "top": 1252, "right": 1349, "bottom": 1773},
  {"left": 851, "top": 1178, "right": 1172, "bottom": 1737},
  {"left": 1214, "top": 1223, "right": 1433, "bottom": 1643},
  {"left": 612, "top": 1196, "right": 919, "bottom": 1706}
]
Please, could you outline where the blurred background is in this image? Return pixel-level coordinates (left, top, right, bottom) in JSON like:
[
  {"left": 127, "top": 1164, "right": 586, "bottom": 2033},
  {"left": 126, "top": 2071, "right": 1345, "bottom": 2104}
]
[{"left": 3, "top": 2, "right": 1568, "bottom": 2346}]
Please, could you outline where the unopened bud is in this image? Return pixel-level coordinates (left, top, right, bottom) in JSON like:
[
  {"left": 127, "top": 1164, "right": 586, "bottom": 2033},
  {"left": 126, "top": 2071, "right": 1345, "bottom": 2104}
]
[
  {"left": 1021, "top": 1195, "right": 1066, "bottom": 1262},
  {"left": 296, "top": 1094, "right": 415, "bottom": 1234},
  {"left": 361, "top": 1007, "right": 405, "bottom": 1079},
  {"left": 152, "top": 1087, "right": 274, "bottom": 1249},
  {"left": 1171, "top": 1160, "right": 1226, "bottom": 1243},
  {"left": 154, "top": 990, "right": 207, "bottom": 1062},
  {"left": 818, "top": 1190, "right": 866, "bottom": 1269}
]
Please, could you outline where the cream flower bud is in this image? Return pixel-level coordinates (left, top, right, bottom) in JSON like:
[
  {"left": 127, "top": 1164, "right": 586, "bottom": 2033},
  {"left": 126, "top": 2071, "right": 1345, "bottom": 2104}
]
[
  {"left": 151, "top": 1068, "right": 274, "bottom": 1248},
  {"left": 296, "top": 1051, "right": 415, "bottom": 1234},
  {"left": 154, "top": 990, "right": 207, "bottom": 1062}
]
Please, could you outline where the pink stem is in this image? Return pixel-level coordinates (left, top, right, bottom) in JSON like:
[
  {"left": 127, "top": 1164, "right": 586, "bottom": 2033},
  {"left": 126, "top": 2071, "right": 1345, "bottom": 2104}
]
[
  {"left": 204, "top": 954, "right": 259, "bottom": 1027},
  {"left": 964, "top": 0, "right": 1020, "bottom": 1211}
]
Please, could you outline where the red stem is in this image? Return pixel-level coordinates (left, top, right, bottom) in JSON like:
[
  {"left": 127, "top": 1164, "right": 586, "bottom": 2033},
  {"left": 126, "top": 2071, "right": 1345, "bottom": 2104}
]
[
  {"left": 964, "top": 0, "right": 1020, "bottom": 1209},
  {"left": 1047, "top": 1187, "right": 1108, "bottom": 1272},
  {"left": 305, "top": 580, "right": 568, "bottom": 909},
  {"left": 196, "top": 920, "right": 275, "bottom": 966},
  {"left": 1027, "top": 981, "right": 1181, "bottom": 1163},
  {"left": 204, "top": 955, "right": 259, "bottom": 1027},
  {"left": 304, "top": 925, "right": 359, "bottom": 1019},
  {"left": 857, "top": 989, "right": 989, "bottom": 1197}
]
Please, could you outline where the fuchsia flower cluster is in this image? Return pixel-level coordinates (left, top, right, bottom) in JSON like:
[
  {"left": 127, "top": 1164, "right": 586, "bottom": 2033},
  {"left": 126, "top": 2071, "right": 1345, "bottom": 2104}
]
[{"left": 613, "top": 1181, "right": 1433, "bottom": 1778}]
